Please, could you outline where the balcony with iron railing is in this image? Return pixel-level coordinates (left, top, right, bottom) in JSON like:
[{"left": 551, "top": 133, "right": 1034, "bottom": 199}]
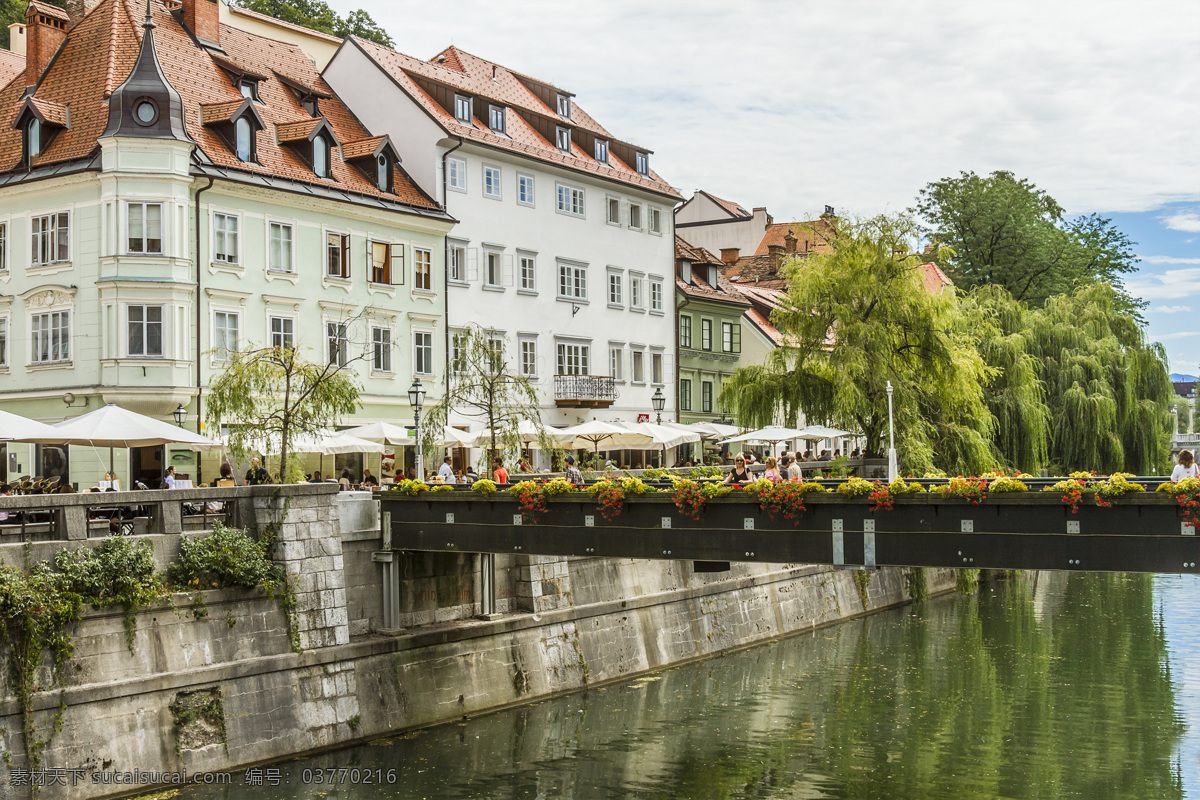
[{"left": 554, "top": 374, "right": 618, "bottom": 408}]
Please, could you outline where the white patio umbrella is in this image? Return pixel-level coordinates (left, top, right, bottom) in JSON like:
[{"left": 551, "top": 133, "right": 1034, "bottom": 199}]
[
  {"left": 0, "top": 409, "right": 69, "bottom": 443},
  {"left": 51, "top": 403, "right": 220, "bottom": 478},
  {"left": 794, "top": 425, "right": 851, "bottom": 441},
  {"left": 289, "top": 431, "right": 387, "bottom": 455},
  {"left": 340, "top": 421, "right": 414, "bottom": 446},
  {"left": 689, "top": 421, "right": 745, "bottom": 441},
  {"left": 472, "top": 420, "right": 572, "bottom": 449},
  {"left": 614, "top": 421, "right": 701, "bottom": 450},
  {"left": 718, "top": 425, "right": 808, "bottom": 447},
  {"left": 434, "top": 426, "right": 476, "bottom": 448},
  {"left": 557, "top": 420, "right": 654, "bottom": 454}
]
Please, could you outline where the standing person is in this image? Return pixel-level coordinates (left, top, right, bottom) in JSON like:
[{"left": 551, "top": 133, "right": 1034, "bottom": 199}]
[
  {"left": 1172, "top": 450, "right": 1199, "bottom": 482},
  {"left": 787, "top": 455, "right": 803, "bottom": 482},
  {"left": 492, "top": 457, "right": 509, "bottom": 485},
  {"left": 162, "top": 466, "right": 176, "bottom": 489},
  {"left": 763, "top": 456, "right": 782, "bottom": 482},
  {"left": 245, "top": 458, "right": 269, "bottom": 486},
  {"left": 438, "top": 456, "right": 457, "bottom": 484},
  {"left": 565, "top": 455, "right": 584, "bottom": 486},
  {"left": 723, "top": 456, "right": 753, "bottom": 485}
]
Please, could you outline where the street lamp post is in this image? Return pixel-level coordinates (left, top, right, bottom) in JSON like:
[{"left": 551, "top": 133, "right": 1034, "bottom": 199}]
[
  {"left": 886, "top": 381, "right": 898, "bottom": 482},
  {"left": 651, "top": 387, "right": 665, "bottom": 426},
  {"left": 408, "top": 379, "right": 427, "bottom": 481}
]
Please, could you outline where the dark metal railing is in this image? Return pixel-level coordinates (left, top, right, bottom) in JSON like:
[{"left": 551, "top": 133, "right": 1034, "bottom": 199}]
[{"left": 554, "top": 374, "right": 618, "bottom": 403}]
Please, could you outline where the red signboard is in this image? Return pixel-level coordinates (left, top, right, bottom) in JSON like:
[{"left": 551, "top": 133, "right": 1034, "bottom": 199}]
[{"left": 637, "top": 414, "right": 650, "bottom": 423}]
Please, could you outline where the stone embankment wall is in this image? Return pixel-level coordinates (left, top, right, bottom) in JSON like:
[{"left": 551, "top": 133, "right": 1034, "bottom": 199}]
[{"left": 0, "top": 486, "right": 955, "bottom": 800}]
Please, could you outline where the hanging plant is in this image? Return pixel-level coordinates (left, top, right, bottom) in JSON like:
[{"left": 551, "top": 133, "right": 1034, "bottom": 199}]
[
  {"left": 509, "top": 481, "right": 550, "bottom": 524},
  {"left": 1045, "top": 478, "right": 1085, "bottom": 514},
  {"left": 935, "top": 476, "right": 988, "bottom": 505},
  {"left": 758, "top": 481, "right": 825, "bottom": 524},
  {"left": 588, "top": 478, "right": 626, "bottom": 521},
  {"left": 1158, "top": 477, "right": 1200, "bottom": 528}
]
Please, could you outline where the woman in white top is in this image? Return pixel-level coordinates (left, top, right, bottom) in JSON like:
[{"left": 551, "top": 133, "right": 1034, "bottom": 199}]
[{"left": 1171, "top": 449, "right": 1199, "bottom": 482}]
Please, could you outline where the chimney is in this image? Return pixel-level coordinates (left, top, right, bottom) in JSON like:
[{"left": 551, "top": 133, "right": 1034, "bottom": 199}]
[
  {"left": 822, "top": 205, "right": 835, "bottom": 218},
  {"left": 181, "top": 0, "right": 220, "bottom": 46},
  {"left": 784, "top": 231, "right": 797, "bottom": 253},
  {"left": 62, "top": 0, "right": 102, "bottom": 24},
  {"left": 720, "top": 248, "right": 739, "bottom": 266},
  {"left": 8, "top": 23, "right": 25, "bottom": 56},
  {"left": 25, "top": 3, "right": 69, "bottom": 88},
  {"left": 768, "top": 244, "right": 784, "bottom": 274}
]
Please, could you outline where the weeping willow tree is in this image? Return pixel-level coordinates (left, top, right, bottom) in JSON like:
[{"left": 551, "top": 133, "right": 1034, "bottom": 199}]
[{"left": 721, "top": 214, "right": 997, "bottom": 475}]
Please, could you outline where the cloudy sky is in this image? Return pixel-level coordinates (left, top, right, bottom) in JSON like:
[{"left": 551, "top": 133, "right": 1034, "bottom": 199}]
[{"left": 334, "top": 0, "right": 1200, "bottom": 374}]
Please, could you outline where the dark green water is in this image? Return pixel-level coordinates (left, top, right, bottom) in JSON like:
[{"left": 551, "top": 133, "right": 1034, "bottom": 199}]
[{"left": 180, "top": 572, "right": 1196, "bottom": 799}]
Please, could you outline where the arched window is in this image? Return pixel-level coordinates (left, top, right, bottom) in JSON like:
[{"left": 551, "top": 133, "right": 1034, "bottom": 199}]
[
  {"left": 27, "top": 118, "right": 41, "bottom": 161},
  {"left": 376, "top": 155, "right": 389, "bottom": 190},
  {"left": 235, "top": 116, "right": 252, "bottom": 162},
  {"left": 313, "top": 134, "right": 328, "bottom": 178}
]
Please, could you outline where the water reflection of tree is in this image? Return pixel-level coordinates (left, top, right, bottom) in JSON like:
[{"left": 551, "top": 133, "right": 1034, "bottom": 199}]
[{"left": 819, "top": 573, "right": 1182, "bottom": 800}]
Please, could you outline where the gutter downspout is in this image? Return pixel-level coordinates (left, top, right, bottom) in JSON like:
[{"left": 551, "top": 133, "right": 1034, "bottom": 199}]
[
  {"left": 441, "top": 137, "right": 463, "bottom": 399},
  {"left": 194, "top": 176, "right": 214, "bottom": 482}
]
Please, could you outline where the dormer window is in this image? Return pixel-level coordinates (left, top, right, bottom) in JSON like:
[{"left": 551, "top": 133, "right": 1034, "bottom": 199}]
[
  {"left": 235, "top": 116, "right": 253, "bottom": 162},
  {"left": 343, "top": 135, "right": 400, "bottom": 194},
  {"left": 376, "top": 155, "right": 391, "bottom": 192},
  {"left": 594, "top": 138, "right": 608, "bottom": 163},
  {"left": 313, "top": 134, "right": 330, "bottom": 178},
  {"left": 302, "top": 97, "right": 318, "bottom": 116},
  {"left": 14, "top": 98, "right": 68, "bottom": 169},
  {"left": 488, "top": 105, "right": 505, "bottom": 133},
  {"left": 636, "top": 152, "right": 649, "bottom": 175},
  {"left": 26, "top": 118, "right": 40, "bottom": 162},
  {"left": 201, "top": 98, "right": 264, "bottom": 164},
  {"left": 555, "top": 126, "right": 571, "bottom": 152},
  {"left": 454, "top": 94, "right": 473, "bottom": 123},
  {"left": 238, "top": 79, "right": 259, "bottom": 101},
  {"left": 556, "top": 93, "right": 570, "bottom": 118}
]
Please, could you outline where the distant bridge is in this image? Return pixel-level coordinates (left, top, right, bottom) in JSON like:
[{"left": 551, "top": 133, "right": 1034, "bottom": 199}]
[{"left": 382, "top": 490, "right": 1198, "bottom": 575}]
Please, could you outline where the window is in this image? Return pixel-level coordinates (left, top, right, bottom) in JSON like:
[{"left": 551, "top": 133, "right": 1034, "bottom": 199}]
[
  {"left": 632, "top": 350, "right": 644, "bottom": 383},
  {"left": 376, "top": 154, "right": 391, "bottom": 192},
  {"left": 302, "top": 97, "right": 318, "bottom": 117},
  {"left": 520, "top": 339, "right": 537, "bottom": 378},
  {"left": 414, "top": 248, "right": 432, "bottom": 290},
  {"left": 449, "top": 241, "right": 466, "bottom": 282},
  {"left": 269, "top": 316, "right": 294, "bottom": 350},
  {"left": 519, "top": 253, "right": 536, "bottom": 292},
  {"left": 211, "top": 212, "right": 238, "bottom": 264},
  {"left": 629, "top": 203, "right": 642, "bottom": 230},
  {"left": 127, "top": 202, "right": 163, "bottom": 254},
  {"left": 648, "top": 207, "right": 662, "bottom": 234},
  {"left": 485, "top": 250, "right": 502, "bottom": 287},
  {"left": 680, "top": 378, "right": 692, "bottom": 411},
  {"left": 372, "top": 327, "right": 392, "bottom": 373},
  {"left": 370, "top": 241, "right": 391, "bottom": 284},
  {"left": 414, "top": 331, "right": 434, "bottom": 376},
  {"left": 30, "top": 211, "right": 69, "bottom": 266},
  {"left": 269, "top": 222, "right": 293, "bottom": 273},
  {"left": 594, "top": 138, "right": 608, "bottom": 162},
  {"left": 722, "top": 322, "right": 741, "bottom": 353},
  {"left": 450, "top": 330, "right": 467, "bottom": 375},
  {"left": 212, "top": 310, "right": 239, "bottom": 359},
  {"left": 312, "top": 134, "right": 330, "bottom": 178},
  {"left": 0, "top": 222, "right": 7, "bottom": 271},
  {"left": 483, "top": 164, "right": 502, "bottom": 199},
  {"left": 127, "top": 305, "right": 163, "bottom": 357},
  {"left": 555, "top": 126, "right": 571, "bottom": 152},
  {"left": 636, "top": 152, "right": 649, "bottom": 175},
  {"left": 0, "top": 317, "right": 6, "bottom": 367},
  {"left": 630, "top": 274, "right": 644, "bottom": 310},
  {"left": 557, "top": 261, "right": 587, "bottom": 300},
  {"left": 609, "top": 346, "right": 623, "bottom": 381},
  {"left": 652, "top": 352, "right": 663, "bottom": 384},
  {"left": 680, "top": 315, "right": 692, "bottom": 348},
  {"left": 608, "top": 271, "right": 623, "bottom": 307},
  {"left": 30, "top": 310, "right": 70, "bottom": 364},
  {"left": 454, "top": 94, "right": 472, "bottom": 123},
  {"left": 235, "top": 116, "right": 253, "bottom": 162},
  {"left": 556, "top": 342, "right": 589, "bottom": 375},
  {"left": 238, "top": 79, "right": 257, "bottom": 100},
  {"left": 488, "top": 105, "right": 505, "bottom": 132},
  {"left": 556, "top": 183, "right": 585, "bottom": 217},
  {"left": 326, "top": 232, "right": 350, "bottom": 278},
  {"left": 701, "top": 319, "right": 712, "bottom": 351},
  {"left": 25, "top": 117, "right": 40, "bottom": 164},
  {"left": 517, "top": 173, "right": 535, "bottom": 206},
  {"left": 557, "top": 93, "right": 570, "bottom": 118},
  {"left": 447, "top": 157, "right": 467, "bottom": 192},
  {"left": 650, "top": 280, "right": 664, "bottom": 313},
  {"left": 326, "top": 321, "right": 349, "bottom": 367},
  {"left": 486, "top": 336, "right": 505, "bottom": 369},
  {"left": 701, "top": 380, "right": 713, "bottom": 413},
  {"left": 607, "top": 197, "right": 620, "bottom": 225}
]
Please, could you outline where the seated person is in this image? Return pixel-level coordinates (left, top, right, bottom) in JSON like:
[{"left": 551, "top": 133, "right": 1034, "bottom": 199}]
[
  {"left": 723, "top": 455, "right": 753, "bottom": 485},
  {"left": 361, "top": 468, "right": 379, "bottom": 486},
  {"left": 309, "top": 472, "right": 324, "bottom": 483}
]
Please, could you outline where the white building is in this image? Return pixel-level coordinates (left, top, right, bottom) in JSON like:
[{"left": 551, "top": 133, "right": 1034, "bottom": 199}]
[{"left": 324, "top": 41, "right": 681, "bottom": 449}]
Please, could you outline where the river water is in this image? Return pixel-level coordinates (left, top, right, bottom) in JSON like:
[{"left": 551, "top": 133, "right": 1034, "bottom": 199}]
[{"left": 179, "top": 572, "right": 1198, "bottom": 799}]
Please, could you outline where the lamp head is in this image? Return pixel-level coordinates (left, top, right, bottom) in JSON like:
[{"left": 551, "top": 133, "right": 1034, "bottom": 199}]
[
  {"left": 408, "top": 378, "right": 426, "bottom": 410},
  {"left": 651, "top": 387, "right": 665, "bottom": 413},
  {"left": 173, "top": 403, "right": 186, "bottom": 426}
]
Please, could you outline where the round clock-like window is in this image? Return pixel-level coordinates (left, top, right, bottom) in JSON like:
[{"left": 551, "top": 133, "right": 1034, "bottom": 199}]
[{"left": 134, "top": 99, "right": 158, "bottom": 126}]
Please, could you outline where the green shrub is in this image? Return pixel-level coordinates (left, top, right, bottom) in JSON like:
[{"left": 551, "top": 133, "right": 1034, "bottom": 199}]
[{"left": 169, "top": 522, "right": 277, "bottom": 591}]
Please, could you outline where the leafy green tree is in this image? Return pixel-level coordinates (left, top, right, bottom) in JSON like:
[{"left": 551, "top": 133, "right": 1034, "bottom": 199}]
[
  {"left": 422, "top": 324, "right": 560, "bottom": 469},
  {"left": 205, "top": 344, "right": 361, "bottom": 482},
  {"left": 915, "top": 171, "right": 1142, "bottom": 312},
  {"left": 235, "top": 0, "right": 393, "bottom": 47},
  {"left": 721, "top": 214, "right": 997, "bottom": 475}
]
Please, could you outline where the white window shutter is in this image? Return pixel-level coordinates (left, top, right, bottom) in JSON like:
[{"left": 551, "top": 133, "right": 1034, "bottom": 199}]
[
  {"left": 391, "top": 242, "right": 405, "bottom": 285},
  {"left": 502, "top": 253, "right": 514, "bottom": 287},
  {"left": 466, "top": 247, "right": 479, "bottom": 282}
]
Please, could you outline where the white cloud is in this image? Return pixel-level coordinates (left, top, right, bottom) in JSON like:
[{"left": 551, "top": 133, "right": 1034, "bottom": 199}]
[
  {"left": 1153, "top": 305, "right": 1193, "bottom": 314},
  {"left": 1140, "top": 256, "right": 1200, "bottom": 265},
  {"left": 1125, "top": 268, "right": 1200, "bottom": 300},
  {"left": 1155, "top": 331, "right": 1200, "bottom": 340},
  {"left": 1164, "top": 213, "right": 1200, "bottom": 233}
]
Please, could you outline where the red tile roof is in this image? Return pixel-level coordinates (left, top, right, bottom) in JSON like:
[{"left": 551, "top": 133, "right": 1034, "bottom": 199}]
[
  {"left": 920, "top": 261, "right": 955, "bottom": 294},
  {"left": 700, "top": 190, "right": 749, "bottom": 219},
  {"left": 199, "top": 98, "right": 246, "bottom": 125},
  {"left": 752, "top": 217, "right": 836, "bottom": 256},
  {"left": 351, "top": 38, "right": 681, "bottom": 200},
  {"left": 29, "top": 0, "right": 69, "bottom": 23},
  {"left": 0, "top": 50, "right": 24, "bottom": 88},
  {"left": 744, "top": 307, "right": 783, "bottom": 346},
  {"left": 675, "top": 236, "right": 749, "bottom": 306},
  {"left": 0, "top": 0, "right": 437, "bottom": 211}
]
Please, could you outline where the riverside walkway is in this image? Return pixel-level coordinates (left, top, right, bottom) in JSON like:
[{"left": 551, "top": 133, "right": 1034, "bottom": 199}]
[{"left": 382, "top": 483, "right": 1199, "bottom": 574}]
